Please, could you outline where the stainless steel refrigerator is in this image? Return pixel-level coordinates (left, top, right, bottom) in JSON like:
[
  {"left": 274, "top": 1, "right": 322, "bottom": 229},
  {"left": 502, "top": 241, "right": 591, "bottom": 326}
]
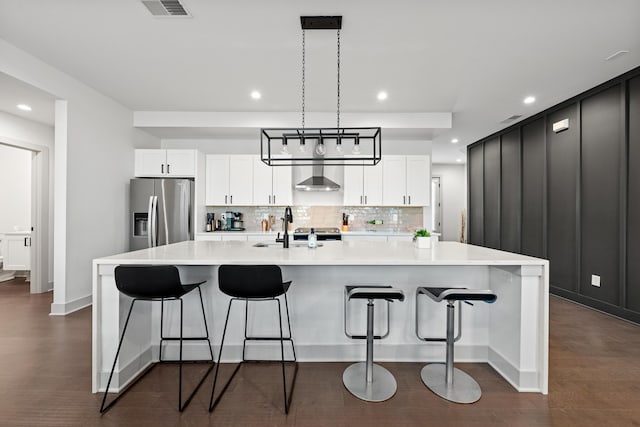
[{"left": 130, "top": 178, "right": 194, "bottom": 250}]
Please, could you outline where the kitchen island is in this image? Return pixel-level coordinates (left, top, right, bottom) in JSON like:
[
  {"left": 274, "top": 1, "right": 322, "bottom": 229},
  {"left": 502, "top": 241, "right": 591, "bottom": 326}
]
[{"left": 92, "top": 240, "right": 548, "bottom": 395}]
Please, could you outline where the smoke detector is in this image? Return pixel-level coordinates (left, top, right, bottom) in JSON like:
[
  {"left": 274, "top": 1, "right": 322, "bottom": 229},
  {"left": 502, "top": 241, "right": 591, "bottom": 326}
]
[{"left": 141, "top": 0, "right": 190, "bottom": 17}]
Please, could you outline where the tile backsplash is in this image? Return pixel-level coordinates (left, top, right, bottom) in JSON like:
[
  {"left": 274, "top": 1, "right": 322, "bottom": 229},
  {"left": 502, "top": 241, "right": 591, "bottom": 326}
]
[{"left": 204, "top": 206, "right": 423, "bottom": 232}]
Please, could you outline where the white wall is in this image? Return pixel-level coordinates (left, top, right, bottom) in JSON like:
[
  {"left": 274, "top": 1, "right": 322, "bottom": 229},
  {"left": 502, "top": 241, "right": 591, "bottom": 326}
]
[
  {"left": 432, "top": 164, "right": 467, "bottom": 242},
  {"left": 0, "top": 39, "right": 160, "bottom": 313},
  {"left": 0, "top": 144, "right": 31, "bottom": 234}
]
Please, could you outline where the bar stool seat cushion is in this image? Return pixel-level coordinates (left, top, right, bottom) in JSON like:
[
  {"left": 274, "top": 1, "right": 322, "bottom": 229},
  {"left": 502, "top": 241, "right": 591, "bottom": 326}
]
[
  {"left": 346, "top": 286, "right": 405, "bottom": 301},
  {"left": 115, "top": 265, "right": 204, "bottom": 299},
  {"left": 218, "top": 264, "right": 291, "bottom": 299},
  {"left": 418, "top": 287, "right": 496, "bottom": 303}
]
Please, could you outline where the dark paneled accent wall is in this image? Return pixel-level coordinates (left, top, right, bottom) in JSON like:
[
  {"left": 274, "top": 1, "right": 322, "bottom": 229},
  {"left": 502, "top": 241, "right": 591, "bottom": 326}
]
[
  {"left": 483, "top": 138, "right": 501, "bottom": 249},
  {"left": 547, "top": 105, "right": 579, "bottom": 292},
  {"left": 500, "top": 130, "right": 521, "bottom": 253},
  {"left": 627, "top": 76, "right": 640, "bottom": 312},
  {"left": 468, "top": 144, "right": 484, "bottom": 245},
  {"left": 521, "top": 119, "right": 545, "bottom": 258},
  {"left": 467, "top": 66, "right": 640, "bottom": 324},
  {"left": 580, "top": 85, "right": 623, "bottom": 305}
]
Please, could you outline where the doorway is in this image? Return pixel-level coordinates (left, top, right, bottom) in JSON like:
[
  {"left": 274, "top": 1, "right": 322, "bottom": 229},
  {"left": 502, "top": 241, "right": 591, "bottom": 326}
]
[
  {"left": 431, "top": 176, "right": 442, "bottom": 234},
  {"left": 0, "top": 141, "right": 50, "bottom": 294}
]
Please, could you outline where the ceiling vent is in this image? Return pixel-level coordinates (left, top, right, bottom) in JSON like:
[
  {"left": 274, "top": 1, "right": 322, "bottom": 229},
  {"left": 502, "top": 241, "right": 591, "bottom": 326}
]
[
  {"left": 141, "top": 0, "right": 190, "bottom": 17},
  {"left": 500, "top": 114, "right": 522, "bottom": 124}
]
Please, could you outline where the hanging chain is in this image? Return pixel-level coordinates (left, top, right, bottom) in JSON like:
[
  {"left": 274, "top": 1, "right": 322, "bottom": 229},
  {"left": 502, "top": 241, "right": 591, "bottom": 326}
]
[
  {"left": 301, "top": 29, "right": 306, "bottom": 130},
  {"left": 336, "top": 29, "right": 341, "bottom": 130}
]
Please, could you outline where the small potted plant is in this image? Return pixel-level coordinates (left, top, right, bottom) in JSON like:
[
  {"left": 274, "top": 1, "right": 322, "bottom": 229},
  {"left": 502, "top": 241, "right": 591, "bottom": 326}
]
[{"left": 414, "top": 229, "right": 432, "bottom": 249}]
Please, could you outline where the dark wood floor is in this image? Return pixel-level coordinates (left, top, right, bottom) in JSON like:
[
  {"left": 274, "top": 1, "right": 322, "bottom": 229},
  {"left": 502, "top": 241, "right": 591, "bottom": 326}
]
[{"left": 1, "top": 278, "right": 640, "bottom": 426}]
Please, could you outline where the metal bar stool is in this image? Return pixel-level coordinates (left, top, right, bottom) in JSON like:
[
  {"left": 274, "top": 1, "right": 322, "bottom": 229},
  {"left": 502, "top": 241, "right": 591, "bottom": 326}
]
[
  {"left": 208, "top": 265, "right": 297, "bottom": 414},
  {"left": 343, "top": 286, "right": 405, "bottom": 402},
  {"left": 100, "top": 265, "right": 215, "bottom": 413},
  {"left": 416, "top": 287, "right": 497, "bottom": 404}
]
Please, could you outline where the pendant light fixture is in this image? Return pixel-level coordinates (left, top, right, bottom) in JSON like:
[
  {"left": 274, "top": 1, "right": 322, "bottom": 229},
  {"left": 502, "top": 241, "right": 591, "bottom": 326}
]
[{"left": 261, "top": 16, "right": 382, "bottom": 167}]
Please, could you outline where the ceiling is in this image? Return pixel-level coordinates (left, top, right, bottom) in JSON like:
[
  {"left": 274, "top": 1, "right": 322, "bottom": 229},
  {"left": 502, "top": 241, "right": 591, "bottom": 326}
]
[{"left": 0, "top": 0, "right": 638, "bottom": 163}]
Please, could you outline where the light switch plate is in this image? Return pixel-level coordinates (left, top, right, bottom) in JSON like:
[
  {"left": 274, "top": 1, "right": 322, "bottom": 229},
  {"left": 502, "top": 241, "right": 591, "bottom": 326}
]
[{"left": 591, "top": 274, "right": 601, "bottom": 287}]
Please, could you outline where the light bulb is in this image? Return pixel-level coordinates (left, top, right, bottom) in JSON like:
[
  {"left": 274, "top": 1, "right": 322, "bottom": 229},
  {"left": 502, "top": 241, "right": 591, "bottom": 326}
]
[
  {"left": 281, "top": 143, "right": 289, "bottom": 154},
  {"left": 352, "top": 142, "right": 361, "bottom": 155},
  {"left": 298, "top": 142, "right": 307, "bottom": 153},
  {"left": 315, "top": 143, "right": 326, "bottom": 155},
  {"left": 336, "top": 142, "right": 344, "bottom": 154}
]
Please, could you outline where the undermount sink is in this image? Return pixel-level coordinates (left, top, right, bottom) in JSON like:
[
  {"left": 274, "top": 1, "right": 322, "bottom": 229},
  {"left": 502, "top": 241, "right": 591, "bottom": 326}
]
[{"left": 253, "top": 242, "right": 323, "bottom": 248}]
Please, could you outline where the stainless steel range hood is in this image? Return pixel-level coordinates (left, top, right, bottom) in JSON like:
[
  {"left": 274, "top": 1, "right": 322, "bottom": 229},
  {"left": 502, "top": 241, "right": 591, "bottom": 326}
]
[{"left": 295, "top": 146, "right": 341, "bottom": 192}]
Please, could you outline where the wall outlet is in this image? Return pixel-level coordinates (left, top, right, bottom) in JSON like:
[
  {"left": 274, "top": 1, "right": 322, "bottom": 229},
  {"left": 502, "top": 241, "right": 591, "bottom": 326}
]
[{"left": 591, "top": 274, "right": 601, "bottom": 287}]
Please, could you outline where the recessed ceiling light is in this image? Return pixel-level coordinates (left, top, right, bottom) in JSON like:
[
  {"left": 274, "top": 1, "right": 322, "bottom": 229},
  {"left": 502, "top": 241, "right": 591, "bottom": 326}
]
[
  {"left": 17, "top": 104, "right": 32, "bottom": 111},
  {"left": 250, "top": 91, "right": 261, "bottom": 100},
  {"left": 451, "top": 138, "right": 459, "bottom": 144},
  {"left": 524, "top": 96, "right": 536, "bottom": 105},
  {"left": 377, "top": 91, "right": 388, "bottom": 101},
  {"left": 456, "top": 158, "right": 462, "bottom": 163}
]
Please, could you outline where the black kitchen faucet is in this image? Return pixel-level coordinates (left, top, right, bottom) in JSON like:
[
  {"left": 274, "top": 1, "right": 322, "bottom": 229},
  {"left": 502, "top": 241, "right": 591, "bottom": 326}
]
[{"left": 276, "top": 206, "right": 294, "bottom": 248}]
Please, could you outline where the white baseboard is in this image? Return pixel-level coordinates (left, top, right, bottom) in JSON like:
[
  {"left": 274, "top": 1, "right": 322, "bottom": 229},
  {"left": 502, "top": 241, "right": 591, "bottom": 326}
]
[
  {"left": 50, "top": 294, "right": 92, "bottom": 316},
  {"left": 488, "top": 347, "right": 542, "bottom": 393},
  {"left": 98, "top": 347, "right": 154, "bottom": 393}
]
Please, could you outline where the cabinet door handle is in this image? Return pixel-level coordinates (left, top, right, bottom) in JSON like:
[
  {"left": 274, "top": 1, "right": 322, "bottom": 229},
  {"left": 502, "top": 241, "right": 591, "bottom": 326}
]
[
  {"left": 161, "top": 164, "right": 164, "bottom": 174},
  {"left": 24, "top": 237, "right": 28, "bottom": 247},
  {"left": 225, "top": 195, "right": 228, "bottom": 204},
  {"left": 167, "top": 164, "right": 170, "bottom": 174},
  {"left": 403, "top": 195, "right": 406, "bottom": 205},
  {"left": 365, "top": 195, "right": 368, "bottom": 204},
  {"left": 273, "top": 195, "right": 276, "bottom": 204},
  {"left": 269, "top": 195, "right": 271, "bottom": 204},
  {"left": 360, "top": 195, "right": 363, "bottom": 205},
  {"left": 408, "top": 195, "right": 411, "bottom": 205},
  {"left": 230, "top": 195, "right": 233, "bottom": 204}
]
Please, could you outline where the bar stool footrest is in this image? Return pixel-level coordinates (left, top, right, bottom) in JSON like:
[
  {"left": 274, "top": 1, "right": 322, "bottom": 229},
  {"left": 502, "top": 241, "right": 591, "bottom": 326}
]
[
  {"left": 343, "top": 362, "right": 397, "bottom": 402},
  {"left": 420, "top": 363, "right": 481, "bottom": 404}
]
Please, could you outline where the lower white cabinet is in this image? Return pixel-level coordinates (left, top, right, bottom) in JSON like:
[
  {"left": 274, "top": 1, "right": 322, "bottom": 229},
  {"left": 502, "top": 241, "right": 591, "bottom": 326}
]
[{"left": 1, "top": 233, "right": 31, "bottom": 270}]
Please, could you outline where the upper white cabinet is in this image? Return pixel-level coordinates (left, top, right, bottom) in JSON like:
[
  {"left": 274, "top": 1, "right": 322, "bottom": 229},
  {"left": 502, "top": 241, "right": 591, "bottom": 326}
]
[
  {"left": 343, "top": 161, "right": 383, "bottom": 205},
  {"left": 382, "top": 155, "right": 430, "bottom": 206},
  {"left": 205, "top": 155, "right": 253, "bottom": 205},
  {"left": 1, "top": 232, "right": 31, "bottom": 270},
  {"left": 134, "top": 149, "right": 196, "bottom": 177},
  {"left": 252, "top": 156, "right": 293, "bottom": 206}
]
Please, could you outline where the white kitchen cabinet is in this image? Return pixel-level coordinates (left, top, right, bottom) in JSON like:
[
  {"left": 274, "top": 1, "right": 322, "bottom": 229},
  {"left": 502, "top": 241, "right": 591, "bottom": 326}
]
[
  {"left": 205, "top": 155, "right": 253, "bottom": 205},
  {"left": 134, "top": 149, "right": 196, "bottom": 177},
  {"left": 382, "top": 155, "right": 430, "bottom": 206},
  {"left": 252, "top": 156, "right": 293, "bottom": 206},
  {"left": 1, "top": 232, "right": 31, "bottom": 270},
  {"left": 343, "top": 160, "right": 383, "bottom": 205}
]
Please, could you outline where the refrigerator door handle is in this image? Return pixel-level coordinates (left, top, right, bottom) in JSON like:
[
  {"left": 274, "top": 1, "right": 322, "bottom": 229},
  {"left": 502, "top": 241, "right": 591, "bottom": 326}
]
[
  {"left": 147, "top": 196, "right": 154, "bottom": 248},
  {"left": 151, "top": 196, "right": 159, "bottom": 247}
]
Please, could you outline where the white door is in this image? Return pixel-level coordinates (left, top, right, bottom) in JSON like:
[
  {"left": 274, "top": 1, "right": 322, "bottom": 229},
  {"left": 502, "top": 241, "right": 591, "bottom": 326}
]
[
  {"left": 382, "top": 156, "right": 406, "bottom": 206},
  {"left": 253, "top": 156, "right": 273, "bottom": 205},
  {"left": 205, "top": 155, "right": 230, "bottom": 205},
  {"left": 228, "top": 155, "right": 254, "bottom": 205},
  {"left": 166, "top": 150, "right": 196, "bottom": 177},
  {"left": 272, "top": 163, "right": 293, "bottom": 206},
  {"left": 343, "top": 162, "right": 364, "bottom": 205},
  {"left": 363, "top": 163, "right": 383, "bottom": 205},
  {"left": 406, "top": 156, "right": 430, "bottom": 206},
  {"left": 134, "top": 149, "right": 166, "bottom": 177}
]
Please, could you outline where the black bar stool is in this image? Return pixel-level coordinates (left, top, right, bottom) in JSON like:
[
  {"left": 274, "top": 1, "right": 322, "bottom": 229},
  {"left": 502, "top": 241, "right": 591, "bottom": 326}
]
[
  {"left": 100, "top": 265, "right": 214, "bottom": 413},
  {"left": 416, "top": 287, "right": 497, "bottom": 404},
  {"left": 209, "top": 265, "right": 297, "bottom": 414},
  {"left": 343, "top": 286, "right": 405, "bottom": 402}
]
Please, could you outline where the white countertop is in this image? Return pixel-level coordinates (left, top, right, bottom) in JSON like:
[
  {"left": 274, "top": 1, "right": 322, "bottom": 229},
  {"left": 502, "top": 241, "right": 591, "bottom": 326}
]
[{"left": 95, "top": 240, "right": 547, "bottom": 267}]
